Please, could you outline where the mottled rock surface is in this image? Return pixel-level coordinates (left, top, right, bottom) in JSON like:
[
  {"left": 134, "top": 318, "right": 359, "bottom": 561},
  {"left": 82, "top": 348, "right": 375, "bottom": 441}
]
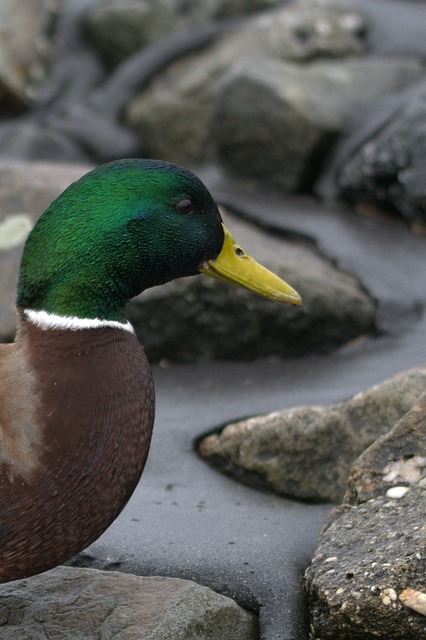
[
  {"left": 126, "top": 0, "right": 368, "bottom": 166},
  {"left": 305, "top": 392, "right": 426, "bottom": 640},
  {"left": 212, "top": 57, "right": 423, "bottom": 191},
  {"left": 345, "top": 391, "right": 426, "bottom": 503},
  {"left": 198, "top": 367, "right": 426, "bottom": 502},
  {"left": 0, "top": 566, "right": 259, "bottom": 639},
  {"left": 0, "top": 0, "right": 52, "bottom": 110},
  {"left": 336, "top": 80, "right": 426, "bottom": 224}
]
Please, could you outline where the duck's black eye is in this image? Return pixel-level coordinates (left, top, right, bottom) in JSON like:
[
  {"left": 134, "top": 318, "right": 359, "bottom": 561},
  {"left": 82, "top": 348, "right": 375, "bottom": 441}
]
[{"left": 175, "top": 198, "right": 194, "bottom": 214}]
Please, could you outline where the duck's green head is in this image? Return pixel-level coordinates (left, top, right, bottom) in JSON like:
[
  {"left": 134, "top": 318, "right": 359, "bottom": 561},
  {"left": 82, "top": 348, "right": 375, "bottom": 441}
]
[{"left": 17, "top": 159, "right": 301, "bottom": 322}]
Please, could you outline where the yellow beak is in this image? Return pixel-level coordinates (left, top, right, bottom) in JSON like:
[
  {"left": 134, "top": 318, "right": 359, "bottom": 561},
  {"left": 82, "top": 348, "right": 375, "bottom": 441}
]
[{"left": 200, "top": 224, "right": 302, "bottom": 306}]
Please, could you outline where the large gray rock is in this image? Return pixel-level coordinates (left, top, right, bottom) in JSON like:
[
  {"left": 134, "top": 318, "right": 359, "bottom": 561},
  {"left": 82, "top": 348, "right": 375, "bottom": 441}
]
[
  {"left": 211, "top": 57, "right": 423, "bottom": 192},
  {"left": 304, "top": 392, "right": 426, "bottom": 640},
  {"left": 198, "top": 367, "right": 426, "bottom": 502},
  {"left": 336, "top": 79, "right": 426, "bottom": 225},
  {"left": 0, "top": 161, "right": 377, "bottom": 361},
  {"left": 128, "top": 207, "right": 376, "bottom": 362},
  {"left": 0, "top": 566, "right": 259, "bottom": 639},
  {"left": 0, "top": 0, "right": 53, "bottom": 110},
  {"left": 126, "top": 0, "right": 368, "bottom": 166}
]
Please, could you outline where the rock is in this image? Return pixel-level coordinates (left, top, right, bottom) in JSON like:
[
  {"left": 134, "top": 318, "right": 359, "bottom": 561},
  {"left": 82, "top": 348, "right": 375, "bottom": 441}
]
[
  {"left": 85, "top": 0, "right": 190, "bottom": 67},
  {"left": 126, "top": 0, "right": 368, "bottom": 166},
  {"left": 197, "top": 367, "right": 426, "bottom": 502},
  {"left": 335, "top": 79, "right": 426, "bottom": 225},
  {"left": 0, "top": 0, "right": 110, "bottom": 164},
  {"left": 0, "top": 121, "right": 94, "bottom": 163},
  {"left": 0, "top": 0, "right": 53, "bottom": 111},
  {"left": 345, "top": 390, "right": 426, "bottom": 504},
  {"left": 0, "top": 161, "right": 88, "bottom": 341},
  {"left": 84, "top": 0, "right": 283, "bottom": 67},
  {"left": 0, "top": 161, "right": 377, "bottom": 360},
  {"left": 0, "top": 566, "right": 259, "bottom": 639},
  {"left": 304, "top": 392, "right": 426, "bottom": 640},
  {"left": 305, "top": 487, "right": 426, "bottom": 640},
  {"left": 128, "top": 207, "right": 376, "bottom": 362},
  {"left": 211, "top": 57, "right": 423, "bottom": 192}
]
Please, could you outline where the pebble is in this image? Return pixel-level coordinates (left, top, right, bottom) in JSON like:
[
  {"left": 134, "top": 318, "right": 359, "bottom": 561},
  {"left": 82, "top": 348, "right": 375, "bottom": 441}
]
[
  {"left": 399, "top": 588, "right": 426, "bottom": 616},
  {"left": 385, "top": 486, "right": 410, "bottom": 499},
  {"left": 381, "top": 587, "right": 397, "bottom": 605}
]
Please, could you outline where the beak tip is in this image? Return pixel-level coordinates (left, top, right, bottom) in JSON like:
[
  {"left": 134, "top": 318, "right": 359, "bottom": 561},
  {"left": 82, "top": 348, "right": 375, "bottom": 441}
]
[{"left": 279, "top": 292, "right": 302, "bottom": 307}]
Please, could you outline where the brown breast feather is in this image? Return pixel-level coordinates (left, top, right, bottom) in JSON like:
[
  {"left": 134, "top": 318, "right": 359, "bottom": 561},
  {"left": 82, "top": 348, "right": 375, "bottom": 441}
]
[{"left": 0, "top": 314, "right": 155, "bottom": 582}]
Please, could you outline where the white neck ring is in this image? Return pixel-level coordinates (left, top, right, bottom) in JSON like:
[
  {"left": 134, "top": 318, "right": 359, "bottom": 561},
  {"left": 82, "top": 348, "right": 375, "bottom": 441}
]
[{"left": 23, "top": 309, "right": 135, "bottom": 334}]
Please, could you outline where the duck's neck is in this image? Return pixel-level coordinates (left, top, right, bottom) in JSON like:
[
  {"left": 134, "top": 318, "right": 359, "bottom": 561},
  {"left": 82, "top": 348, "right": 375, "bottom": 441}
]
[{"left": 16, "top": 237, "right": 137, "bottom": 323}]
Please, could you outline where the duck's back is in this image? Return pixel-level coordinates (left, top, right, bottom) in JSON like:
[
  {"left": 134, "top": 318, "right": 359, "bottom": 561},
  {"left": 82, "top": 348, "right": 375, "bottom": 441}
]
[{"left": 0, "top": 316, "right": 154, "bottom": 582}]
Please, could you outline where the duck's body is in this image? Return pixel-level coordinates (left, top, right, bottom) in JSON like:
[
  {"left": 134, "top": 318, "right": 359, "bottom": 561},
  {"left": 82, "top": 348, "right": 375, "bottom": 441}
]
[
  {"left": 0, "top": 311, "right": 153, "bottom": 582},
  {"left": 0, "top": 159, "right": 300, "bottom": 582}
]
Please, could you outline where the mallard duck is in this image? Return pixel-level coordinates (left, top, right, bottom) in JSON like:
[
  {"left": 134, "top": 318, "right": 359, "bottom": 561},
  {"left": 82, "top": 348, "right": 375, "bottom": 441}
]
[{"left": 0, "top": 158, "right": 301, "bottom": 583}]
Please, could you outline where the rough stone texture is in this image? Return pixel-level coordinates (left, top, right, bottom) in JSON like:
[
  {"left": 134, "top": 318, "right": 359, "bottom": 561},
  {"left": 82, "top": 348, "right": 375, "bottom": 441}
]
[
  {"left": 345, "top": 391, "right": 426, "bottom": 504},
  {"left": 198, "top": 367, "right": 426, "bottom": 502},
  {"left": 305, "top": 488, "right": 426, "bottom": 640},
  {"left": 84, "top": 0, "right": 283, "bottom": 67},
  {"left": 211, "top": 57, "right": 423, "bottom": 192},
  {"left": 0, "top": 0, "right": 53, "bottom": 110},
  {"left": 336, "top": 79, "right": 426, "bottom": 225},
  {"left": 0, "top": 161, "right": 89, "bottom": 340},
  {"left": 126, "top": 0, "right": 368, "bottom": 166},
  {"left": 0, "top": 566, "right": 259, "bottom": 639},
  {"left": 305, "top": 392, "right": 426, "bottom": 640},
  {"left": 0, "top": 161, "right": 377, "bottom": 360}
]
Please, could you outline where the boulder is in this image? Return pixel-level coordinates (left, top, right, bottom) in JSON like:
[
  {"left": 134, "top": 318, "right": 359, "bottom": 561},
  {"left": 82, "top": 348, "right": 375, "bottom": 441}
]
[
  {"left": 345, "top": 390, "right": 426, "bottom": 504},
  {"left": 336, "top": 79, "right": 426, "bottom": 225},
  {"left": 0, "top": 566, "right": 259, "bottom": 639},
  {"left": 197, "top": 367, "right": 426, "bottom": 501},
  {"left": 0, "top": 0, "right": 110, "bottom": 164},
  {"left": 211, "top": 57, "right": 423, "bottom": 191},
  {"left": 128, "top": 207, "right": 376, "bottom": 362},
  {"left": 304, "top": 392, "right": 426, "bottom": 640},
  {"left": 126, "top": 0, "right": 368, "bottom": 165},
  {"left": 0, "top": 161, "right": 377, "bottom": 361},
  {"left": 0, "top": 0, "right": 53, "bottom": 111}
]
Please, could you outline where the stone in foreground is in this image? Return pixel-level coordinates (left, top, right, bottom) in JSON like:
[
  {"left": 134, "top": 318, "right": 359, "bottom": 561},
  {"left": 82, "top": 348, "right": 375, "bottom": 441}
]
[
  {"left": 198, "top": 367, "right": 426, "bottom": 502},
  {"left": 304, "top": 392, "right": 426, "bottom": 640},
  {"left": 0, "top": 566, "right": 259, "bottom": 640}
]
